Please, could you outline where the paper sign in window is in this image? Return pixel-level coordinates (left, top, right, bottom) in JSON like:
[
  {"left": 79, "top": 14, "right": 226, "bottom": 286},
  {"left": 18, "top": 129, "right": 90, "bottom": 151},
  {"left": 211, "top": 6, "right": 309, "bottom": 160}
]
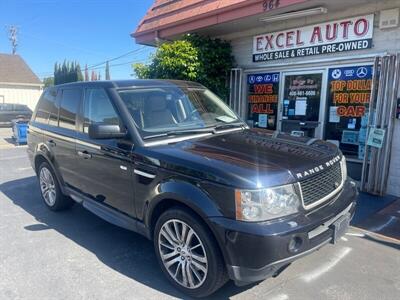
[
  {"left": 329, "top": 106, "right": 340, "bottom": 123},
  {"left": 295, "top": 100, "right": 307, "bottom": 116}
]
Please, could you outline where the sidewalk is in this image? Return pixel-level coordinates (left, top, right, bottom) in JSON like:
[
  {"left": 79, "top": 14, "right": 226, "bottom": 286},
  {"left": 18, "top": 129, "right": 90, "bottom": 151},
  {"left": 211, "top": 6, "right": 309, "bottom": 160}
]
[{"left": 352, "top": 192, "right": 400, "bottom": 241}]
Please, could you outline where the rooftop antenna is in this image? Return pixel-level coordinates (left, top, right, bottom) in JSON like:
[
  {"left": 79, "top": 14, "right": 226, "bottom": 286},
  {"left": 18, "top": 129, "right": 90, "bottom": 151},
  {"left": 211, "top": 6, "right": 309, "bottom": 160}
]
[{"left": 6, "top": 25, "right": 18, "bottom": 54}]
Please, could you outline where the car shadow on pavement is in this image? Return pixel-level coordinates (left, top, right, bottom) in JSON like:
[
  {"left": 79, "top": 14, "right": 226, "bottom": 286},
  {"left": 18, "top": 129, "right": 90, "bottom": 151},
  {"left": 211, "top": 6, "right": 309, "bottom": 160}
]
[{"left": 0, "top": 176, "right": 253, "bottom": 299}]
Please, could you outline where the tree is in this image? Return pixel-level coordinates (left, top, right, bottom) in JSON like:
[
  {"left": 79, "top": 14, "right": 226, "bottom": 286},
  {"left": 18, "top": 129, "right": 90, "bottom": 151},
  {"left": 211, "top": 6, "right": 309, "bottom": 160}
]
[
  {"left": 76, "top": 63, "right": 83, "bottom": 81},
  {"left": 91, "top": 70, "right": 97, "bottom": 81},
  {"left": 84, "top": 64, "right": 89, "bottom": 81},
  {"left": 105, "top": 61, "right": 110, "bottom": 80},
  {"left": 186, "top": 34, "right": 234, "bottom": 101},
  {"left": 133, "top": 40, "right": 200, "bottom": 81},
  {"left": 53, "top": 60, "right": 84, "bottom": 85},
  {"left": 43, "top": 77, "right": 54, "bottom": 87},
  {"left": 132, "top": 35, "right": 234, "bottom": 101}
]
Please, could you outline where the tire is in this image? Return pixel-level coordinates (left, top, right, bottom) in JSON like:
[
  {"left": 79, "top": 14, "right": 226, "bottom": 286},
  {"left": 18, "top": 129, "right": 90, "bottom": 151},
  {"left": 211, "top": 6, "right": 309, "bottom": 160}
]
[
  {"left": 154, "top": 207, "right": 228, "bottom": 298},
  {"left": 38, "top": 162, "right": 74, "bottom": 211}
]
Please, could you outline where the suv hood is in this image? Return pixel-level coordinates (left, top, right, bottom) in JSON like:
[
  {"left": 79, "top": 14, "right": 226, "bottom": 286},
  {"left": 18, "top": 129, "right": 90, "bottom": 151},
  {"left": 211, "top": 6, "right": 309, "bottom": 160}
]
[{"left": 140, "top": 129, "right": 341, "bottom": 189}]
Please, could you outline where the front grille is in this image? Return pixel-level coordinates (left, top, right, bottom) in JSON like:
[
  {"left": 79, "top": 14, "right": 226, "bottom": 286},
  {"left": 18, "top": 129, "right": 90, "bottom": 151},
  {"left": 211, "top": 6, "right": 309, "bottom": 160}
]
[{"left": 300, "top": 161, "right": 343, "bottom": 208}]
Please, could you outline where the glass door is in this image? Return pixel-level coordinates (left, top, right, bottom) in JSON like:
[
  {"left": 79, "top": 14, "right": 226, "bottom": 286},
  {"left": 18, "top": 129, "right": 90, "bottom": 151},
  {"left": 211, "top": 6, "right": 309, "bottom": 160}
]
[{"left": 279, "top": 70, "right": 327, "bottom": 138}]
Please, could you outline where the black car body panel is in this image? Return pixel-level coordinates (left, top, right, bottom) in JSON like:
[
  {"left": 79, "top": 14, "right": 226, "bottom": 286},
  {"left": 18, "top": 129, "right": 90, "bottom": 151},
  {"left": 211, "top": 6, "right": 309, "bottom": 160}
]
[
  {"left": 136, "top": 129, "right": 340, "bottom": 189},
  {"left": 27, "top": 80, "right": 358, "bottom": 287}
]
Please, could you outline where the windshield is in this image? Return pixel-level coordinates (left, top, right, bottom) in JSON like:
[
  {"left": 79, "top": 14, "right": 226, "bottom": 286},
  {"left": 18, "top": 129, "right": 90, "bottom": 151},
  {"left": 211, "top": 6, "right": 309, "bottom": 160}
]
[{"left": 118, "top": 85, "right": 243, "bottom": 139}]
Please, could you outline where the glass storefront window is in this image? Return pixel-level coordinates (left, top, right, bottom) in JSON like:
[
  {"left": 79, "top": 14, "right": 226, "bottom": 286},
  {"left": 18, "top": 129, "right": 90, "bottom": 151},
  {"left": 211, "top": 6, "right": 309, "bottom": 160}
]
[
  {"left": 325, "top": 65, "right": 373, "bottom": 160},
  {"left": 247, "top": 73, "right": 280, "bottom": 130}
]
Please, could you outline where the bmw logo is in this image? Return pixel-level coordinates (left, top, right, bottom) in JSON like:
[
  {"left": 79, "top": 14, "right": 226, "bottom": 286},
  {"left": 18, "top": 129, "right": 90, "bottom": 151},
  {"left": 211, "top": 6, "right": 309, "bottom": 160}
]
[{"left": 331, "top": 69, "right": 342, "bottom": 79}]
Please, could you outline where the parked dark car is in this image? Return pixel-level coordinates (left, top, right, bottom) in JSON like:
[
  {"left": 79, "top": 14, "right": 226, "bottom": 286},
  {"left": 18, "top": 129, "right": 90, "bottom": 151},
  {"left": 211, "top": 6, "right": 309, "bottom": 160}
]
[
  {"left": 0, "top": 103, "right": 32, "bottom": 127},
  {"left": 27, "top": 80, "right": 357, "bottom": 297}
]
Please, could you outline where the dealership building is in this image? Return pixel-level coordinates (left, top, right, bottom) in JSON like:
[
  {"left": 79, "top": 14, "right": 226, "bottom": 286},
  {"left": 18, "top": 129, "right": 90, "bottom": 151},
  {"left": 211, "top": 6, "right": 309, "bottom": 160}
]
[{"left": 134, "top": 0, "right": 400, "bottom": 197}]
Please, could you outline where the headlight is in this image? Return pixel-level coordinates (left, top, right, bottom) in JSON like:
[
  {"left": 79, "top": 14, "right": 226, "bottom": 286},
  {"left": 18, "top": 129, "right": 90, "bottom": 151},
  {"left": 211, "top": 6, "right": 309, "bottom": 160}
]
[
  {"left": 341, "top": 156, "right": 347, "bottom": 180},
  {"left": 235, "top": 184, "right": 300, "bottom": 222}
]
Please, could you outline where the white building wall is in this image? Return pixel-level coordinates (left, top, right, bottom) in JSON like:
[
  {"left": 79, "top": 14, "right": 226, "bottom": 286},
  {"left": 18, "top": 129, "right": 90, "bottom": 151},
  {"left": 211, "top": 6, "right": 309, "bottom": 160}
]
[
  {"left": 0, "top": 84, "right": 43, "bottom": 111},
  {"left": 221, "top": 0, "right": 400, "bottom": 196}
]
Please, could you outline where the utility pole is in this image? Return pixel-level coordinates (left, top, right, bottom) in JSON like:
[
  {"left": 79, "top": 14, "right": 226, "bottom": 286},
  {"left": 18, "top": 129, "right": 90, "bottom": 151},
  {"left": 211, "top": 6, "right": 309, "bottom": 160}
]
[{"left": 6, "top": 25, "right": 18, "bottom": 54}]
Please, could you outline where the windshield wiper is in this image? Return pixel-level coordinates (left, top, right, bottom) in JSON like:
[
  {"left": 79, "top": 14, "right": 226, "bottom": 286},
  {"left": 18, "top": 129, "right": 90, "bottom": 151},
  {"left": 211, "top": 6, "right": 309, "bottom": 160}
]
[
  {"left": 143, "top": 128, "right": 215, "bottom": 140},
  {"left": 213, "top": 122, "right": 245, "bottom": 131},
  {"left": 143, "top": 122, "right": 245, "bottom": 140}
]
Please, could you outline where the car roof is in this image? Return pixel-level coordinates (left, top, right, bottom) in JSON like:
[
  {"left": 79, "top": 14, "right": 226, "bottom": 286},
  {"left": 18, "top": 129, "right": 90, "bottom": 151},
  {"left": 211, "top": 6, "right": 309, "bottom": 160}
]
[{"left": 52, "top": 79, "right": 205, "bottom": 89}]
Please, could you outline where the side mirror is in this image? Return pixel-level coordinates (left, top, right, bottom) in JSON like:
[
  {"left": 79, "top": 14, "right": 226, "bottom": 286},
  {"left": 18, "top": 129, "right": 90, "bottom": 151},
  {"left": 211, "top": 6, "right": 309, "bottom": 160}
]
[{"left": 88, "top": 124, "right": 126, "bottom": 139}]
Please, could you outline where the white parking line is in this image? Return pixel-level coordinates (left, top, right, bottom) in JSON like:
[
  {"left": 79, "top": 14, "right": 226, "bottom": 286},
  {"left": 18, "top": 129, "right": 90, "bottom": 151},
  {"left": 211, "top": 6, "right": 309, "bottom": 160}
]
[
  {"left": 346, "top": 232, "right": 365, "bottom": 237},
  {"left": 0, "top": 155, "right": 27, "bottom": 161},
  {"left": 17, "top": 167, "right": 32, "bottom": 171},
  {"left": 269, "top": 294, "right": 289, "bottom": 300},
  {"left": 368, "top": 216, "right": 397, "bottom": 232},
  {"left": 301, "top": 247, "right": 352, "bottom": 282}
]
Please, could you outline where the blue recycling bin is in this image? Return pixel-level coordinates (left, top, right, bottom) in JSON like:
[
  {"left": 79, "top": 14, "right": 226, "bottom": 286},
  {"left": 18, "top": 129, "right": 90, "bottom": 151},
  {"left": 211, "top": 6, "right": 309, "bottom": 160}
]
[{"left": 12, "top": 119, "right": 29, "bottom": 145}]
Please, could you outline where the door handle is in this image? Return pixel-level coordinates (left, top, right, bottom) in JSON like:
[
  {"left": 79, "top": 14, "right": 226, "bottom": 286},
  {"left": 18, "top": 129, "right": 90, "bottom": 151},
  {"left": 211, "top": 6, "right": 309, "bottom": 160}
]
[
  {"left": 77, "top": 150, "right": 92, "bottom": 159},
  {"left": 48, "top": 140, "right": 56, "bottom": 147}
]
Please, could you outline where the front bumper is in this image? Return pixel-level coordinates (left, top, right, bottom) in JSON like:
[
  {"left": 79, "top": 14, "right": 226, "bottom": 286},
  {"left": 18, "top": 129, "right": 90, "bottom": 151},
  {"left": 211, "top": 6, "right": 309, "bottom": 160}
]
[{"left": 208, "top": 179, "right": 358, "bottom": 284}]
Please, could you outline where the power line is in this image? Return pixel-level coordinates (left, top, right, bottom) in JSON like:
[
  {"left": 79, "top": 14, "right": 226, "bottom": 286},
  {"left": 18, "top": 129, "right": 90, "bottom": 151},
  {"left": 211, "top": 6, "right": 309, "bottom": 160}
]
[
  {"left": 36, "top": 46, "right": 152, "bottom": 77},
  {"left": 87, "top": 46, "right": 149, "bottom": 68},
  {"left": 36, "top": 57, "right": 151, "bottom": 78}
]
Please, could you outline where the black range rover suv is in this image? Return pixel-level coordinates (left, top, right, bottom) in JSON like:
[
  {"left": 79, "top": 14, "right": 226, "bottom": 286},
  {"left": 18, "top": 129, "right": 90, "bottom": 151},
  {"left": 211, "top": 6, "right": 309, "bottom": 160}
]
[{"left": 27, "top": 80, "right": 357, "bottom": 297}]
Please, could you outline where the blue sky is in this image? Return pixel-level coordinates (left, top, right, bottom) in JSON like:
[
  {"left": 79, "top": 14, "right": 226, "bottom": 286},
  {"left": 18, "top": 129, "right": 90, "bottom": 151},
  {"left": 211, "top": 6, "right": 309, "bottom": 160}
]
[{"left": 0, "top": 0, "right": 155, "bottom": 80}]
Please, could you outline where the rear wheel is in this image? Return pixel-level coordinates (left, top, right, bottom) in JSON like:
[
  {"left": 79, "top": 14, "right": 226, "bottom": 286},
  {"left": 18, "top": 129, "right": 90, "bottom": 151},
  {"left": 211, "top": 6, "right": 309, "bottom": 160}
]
[
  {"left": 154, "top": 208, "right": 228, "bottom": 297},
  {"left": 38, "top": 162, "right": 74, "bottom": 211}
]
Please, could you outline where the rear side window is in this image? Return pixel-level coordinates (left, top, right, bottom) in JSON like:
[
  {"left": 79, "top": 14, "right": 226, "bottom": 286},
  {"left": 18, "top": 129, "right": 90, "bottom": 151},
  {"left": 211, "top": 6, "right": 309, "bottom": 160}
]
[
  {"left": 35, "top": 88, "right": 57, "bottom": 124},
  {"left": 59, "top": 89, "right": 81, "bottom": 130},
  {"left": 0, "top": 104, "right": 14, "bottom": 111},
  {"left": 15, "top": 104, "right": 29, "bottom": 111},
  {"left": 83, "top": 89, "right": 120, "bottom": 133}
]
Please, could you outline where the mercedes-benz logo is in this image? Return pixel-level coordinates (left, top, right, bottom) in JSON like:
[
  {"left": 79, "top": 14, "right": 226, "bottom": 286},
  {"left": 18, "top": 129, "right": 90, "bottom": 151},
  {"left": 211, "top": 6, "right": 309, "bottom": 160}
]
[{"left": 356, "top": 67, "right": 368, "bottom": 78}]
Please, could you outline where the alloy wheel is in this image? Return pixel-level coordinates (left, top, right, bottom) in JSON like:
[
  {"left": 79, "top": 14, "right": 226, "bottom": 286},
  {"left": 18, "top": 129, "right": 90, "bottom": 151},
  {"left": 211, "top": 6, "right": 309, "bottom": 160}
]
[
  {"left": 39, "top": 167, "right": 57, "bottom": 207},
  {"left": 158, "top": 219, "right": 208, "bottom": 289}
]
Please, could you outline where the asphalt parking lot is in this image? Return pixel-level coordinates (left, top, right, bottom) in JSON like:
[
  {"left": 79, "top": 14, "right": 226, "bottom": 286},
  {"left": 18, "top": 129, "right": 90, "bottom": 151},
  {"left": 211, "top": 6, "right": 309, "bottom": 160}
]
[{"left": 0, "top": 128, "right": 399, "bottom": 300}]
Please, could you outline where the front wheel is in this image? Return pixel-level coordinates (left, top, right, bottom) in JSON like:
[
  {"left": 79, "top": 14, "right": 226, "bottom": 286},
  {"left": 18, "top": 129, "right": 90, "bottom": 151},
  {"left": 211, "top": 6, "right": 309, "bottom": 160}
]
[{"left": 154, "top": 208, "right": 228, "bottom": 297}]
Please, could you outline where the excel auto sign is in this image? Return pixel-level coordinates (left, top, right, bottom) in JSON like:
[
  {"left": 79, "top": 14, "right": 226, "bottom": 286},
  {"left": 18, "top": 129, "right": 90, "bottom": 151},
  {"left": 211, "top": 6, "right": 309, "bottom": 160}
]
[{"left": 253, "top": 14, "right": 374, "bottom": 62}]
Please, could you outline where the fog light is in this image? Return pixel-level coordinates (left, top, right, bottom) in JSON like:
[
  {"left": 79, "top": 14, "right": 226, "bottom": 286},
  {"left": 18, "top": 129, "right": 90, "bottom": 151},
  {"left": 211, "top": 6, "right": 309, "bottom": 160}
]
[{"left": 288, "top": 236, "right": 302, "bottom": 253}]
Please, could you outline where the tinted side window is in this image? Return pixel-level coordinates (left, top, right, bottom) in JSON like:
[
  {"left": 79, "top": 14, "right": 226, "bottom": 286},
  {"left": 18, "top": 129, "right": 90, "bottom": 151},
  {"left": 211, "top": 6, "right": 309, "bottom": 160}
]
[
  {"left": 35, "top": 88, "right": 57, "bottom": 124},
  {"left": 0, "top": 104, "right": 13, "bottom": 111},
  {"left": 59, "top": 89, "right": 81, "bottom": 130},
  {"left": 83, "top": 89, "right": 120, "bottom": 133},
  {"left": 15, "top": 104, "right": 29, "bottom": 111}
]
